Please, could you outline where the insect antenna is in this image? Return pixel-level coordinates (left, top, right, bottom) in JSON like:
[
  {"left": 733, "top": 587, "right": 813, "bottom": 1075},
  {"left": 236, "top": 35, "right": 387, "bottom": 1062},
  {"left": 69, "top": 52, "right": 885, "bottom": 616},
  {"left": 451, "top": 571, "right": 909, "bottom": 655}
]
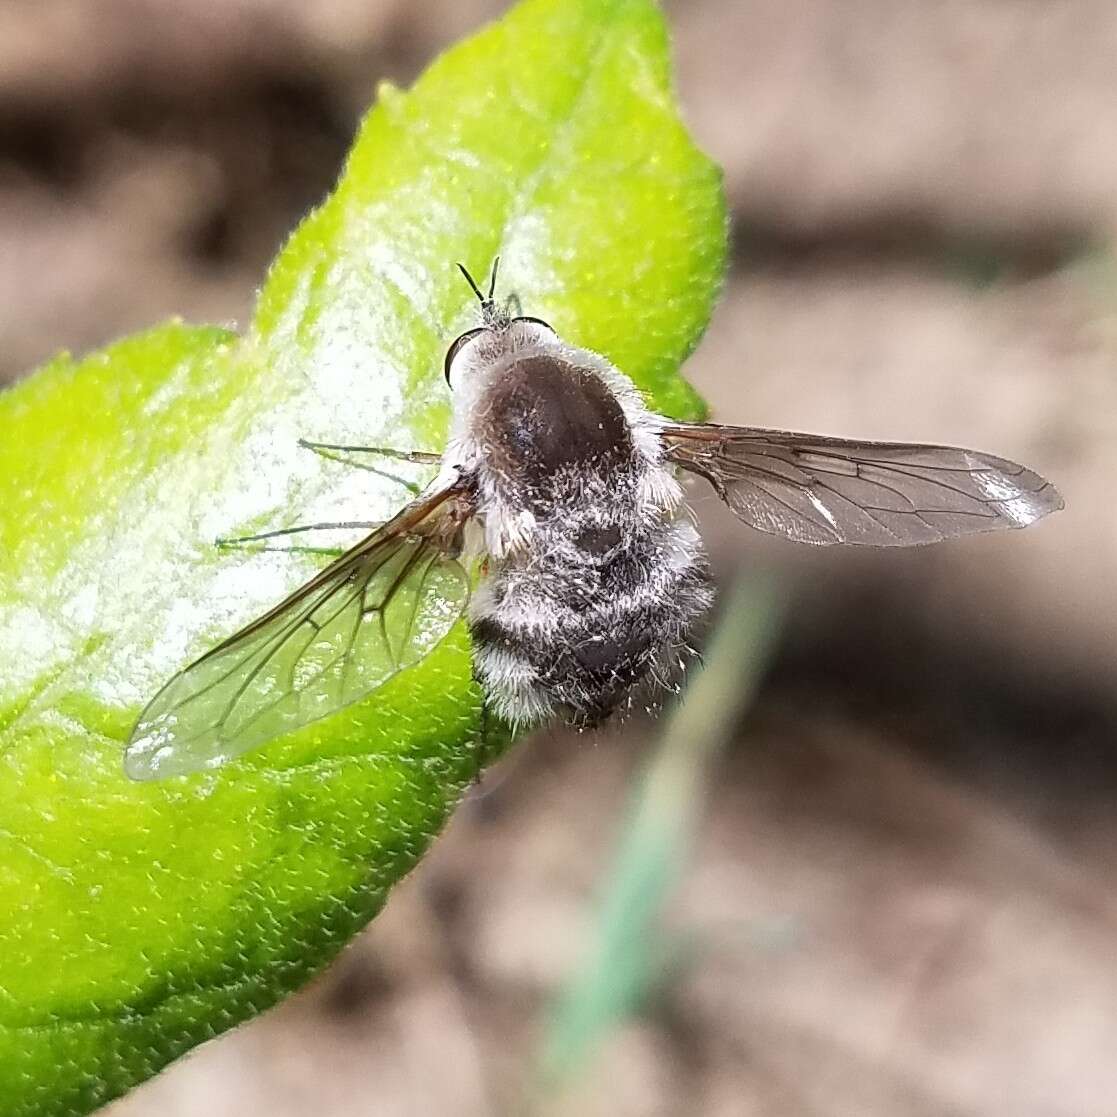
[
  {"left": 456, "top": 257, "right": 507, "bottom": 328},
  {"left": 457, "top": 262, "right": 487, "bottom": 306}
]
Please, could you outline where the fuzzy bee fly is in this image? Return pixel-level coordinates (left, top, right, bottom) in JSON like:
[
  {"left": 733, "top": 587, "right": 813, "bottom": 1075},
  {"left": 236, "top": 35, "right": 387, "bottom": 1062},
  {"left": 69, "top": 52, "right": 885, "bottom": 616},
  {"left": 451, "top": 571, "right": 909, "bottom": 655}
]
[{"left": 125, "top": 259, "right": 1063, "bottom": 780}]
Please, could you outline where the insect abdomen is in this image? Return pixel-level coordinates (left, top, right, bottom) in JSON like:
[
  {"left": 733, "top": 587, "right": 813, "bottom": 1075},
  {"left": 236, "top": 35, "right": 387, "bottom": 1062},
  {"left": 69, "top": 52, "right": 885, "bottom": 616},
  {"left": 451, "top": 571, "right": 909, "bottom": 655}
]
[{"left": 469, "top": 518, "right": 713, "bottom": 726}]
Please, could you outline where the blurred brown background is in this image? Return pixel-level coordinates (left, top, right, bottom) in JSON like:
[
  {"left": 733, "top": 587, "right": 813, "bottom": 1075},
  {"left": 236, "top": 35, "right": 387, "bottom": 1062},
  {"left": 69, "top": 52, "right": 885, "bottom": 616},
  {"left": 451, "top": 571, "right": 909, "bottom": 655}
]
[{"left": 2, "top": 2, "right": 1113, "bottom": 1115}]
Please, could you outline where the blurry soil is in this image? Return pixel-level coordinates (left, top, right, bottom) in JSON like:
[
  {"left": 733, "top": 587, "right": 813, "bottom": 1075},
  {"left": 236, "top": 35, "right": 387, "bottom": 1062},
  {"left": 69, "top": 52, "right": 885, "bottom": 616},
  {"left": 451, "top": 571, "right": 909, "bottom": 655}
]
[{"left": 2, "top": 2, "right": 1115, "bottom": 1115}]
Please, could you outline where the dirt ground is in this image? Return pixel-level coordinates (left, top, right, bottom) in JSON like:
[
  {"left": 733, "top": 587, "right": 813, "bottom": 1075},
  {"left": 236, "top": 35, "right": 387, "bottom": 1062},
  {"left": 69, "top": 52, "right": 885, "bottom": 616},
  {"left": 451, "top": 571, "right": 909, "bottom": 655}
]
[{"left": 2, "top": 2, "right": 1115, "bottom": 1115}]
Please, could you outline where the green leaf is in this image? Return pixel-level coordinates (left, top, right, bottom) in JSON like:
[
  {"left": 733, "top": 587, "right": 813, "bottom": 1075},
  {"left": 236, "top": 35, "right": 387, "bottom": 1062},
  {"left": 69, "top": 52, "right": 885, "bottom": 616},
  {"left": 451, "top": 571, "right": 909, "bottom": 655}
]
[{"left": 0, "top": 0, "right": 726, "bottom": 1113}]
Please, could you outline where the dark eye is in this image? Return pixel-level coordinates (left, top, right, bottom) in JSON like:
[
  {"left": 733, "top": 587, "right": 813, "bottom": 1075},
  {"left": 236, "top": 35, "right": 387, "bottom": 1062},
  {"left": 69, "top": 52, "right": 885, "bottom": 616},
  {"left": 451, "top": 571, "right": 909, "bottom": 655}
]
[
  {"left": 443, "top": 328, "right": 485, "bottom": 385},
  {"left": 512, "top": 316, "right": 553, "bottom": 331}
]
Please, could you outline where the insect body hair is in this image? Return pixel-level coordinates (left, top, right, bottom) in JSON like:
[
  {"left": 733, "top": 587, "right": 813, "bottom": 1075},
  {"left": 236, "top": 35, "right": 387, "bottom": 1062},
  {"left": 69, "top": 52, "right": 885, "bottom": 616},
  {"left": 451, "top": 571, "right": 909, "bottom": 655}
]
[
  {"left": 447, "top": 319, "right": 714, "bottom": 726},
  {"left": 471, "top": 513, "right": 712, "bottom": 726}
]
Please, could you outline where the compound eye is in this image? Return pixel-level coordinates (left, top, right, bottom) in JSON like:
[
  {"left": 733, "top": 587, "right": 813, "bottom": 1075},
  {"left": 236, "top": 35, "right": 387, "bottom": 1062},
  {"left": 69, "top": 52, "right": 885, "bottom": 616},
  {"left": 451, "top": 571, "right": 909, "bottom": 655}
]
[
  {"left": 443, "top": 328, "right": 485, "bottom": 386},
  {"left": 512, "top": 316, "right": 553, "bottom": 332}
]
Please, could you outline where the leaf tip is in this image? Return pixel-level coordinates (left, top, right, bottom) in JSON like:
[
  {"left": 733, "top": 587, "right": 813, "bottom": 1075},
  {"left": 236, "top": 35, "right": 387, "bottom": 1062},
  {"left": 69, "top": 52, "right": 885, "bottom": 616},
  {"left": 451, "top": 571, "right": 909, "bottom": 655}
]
[{"left": 376, "top": 80, "right": 403, "bottom": 108}]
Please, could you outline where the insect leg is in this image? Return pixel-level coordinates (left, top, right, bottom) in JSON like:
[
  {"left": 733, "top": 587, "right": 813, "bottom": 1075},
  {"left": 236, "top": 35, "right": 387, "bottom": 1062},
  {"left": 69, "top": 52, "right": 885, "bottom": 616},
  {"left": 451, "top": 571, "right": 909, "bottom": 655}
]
[
  {"left": 219, "top": 544, "right": 348, "bottom": 557},
  {"left": 298, "top": 439, "right": 441, "bottom": 466},
  {"left": 216, "top": 521, "right": 382, "bottom": 551},
  {"left": 297, "top": 440, "right": 441, "bottom": 495}
]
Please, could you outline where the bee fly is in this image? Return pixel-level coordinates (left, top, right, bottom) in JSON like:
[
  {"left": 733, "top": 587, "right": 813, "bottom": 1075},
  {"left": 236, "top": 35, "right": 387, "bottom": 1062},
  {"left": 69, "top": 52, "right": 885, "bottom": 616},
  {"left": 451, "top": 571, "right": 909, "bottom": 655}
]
[{"left": 124, "top": 259, "right": 1064, "bottom": 780}]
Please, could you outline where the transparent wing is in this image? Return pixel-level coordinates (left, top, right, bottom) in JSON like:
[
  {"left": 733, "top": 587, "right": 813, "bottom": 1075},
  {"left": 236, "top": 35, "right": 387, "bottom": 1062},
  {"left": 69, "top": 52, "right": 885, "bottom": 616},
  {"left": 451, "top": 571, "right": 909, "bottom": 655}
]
[
  {"left": 662, "top": 422, "right": 1063, "bottom": 546},
  {"left": 125, "top": 484, "right": 472, "bottom": 781}
]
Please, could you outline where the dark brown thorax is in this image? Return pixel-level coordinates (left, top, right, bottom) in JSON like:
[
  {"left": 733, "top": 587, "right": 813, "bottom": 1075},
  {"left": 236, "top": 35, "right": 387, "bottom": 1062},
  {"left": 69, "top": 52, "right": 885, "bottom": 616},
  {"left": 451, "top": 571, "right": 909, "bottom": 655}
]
[{"left": 481, "top": 355, "right": 634, "bottom": 491}]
